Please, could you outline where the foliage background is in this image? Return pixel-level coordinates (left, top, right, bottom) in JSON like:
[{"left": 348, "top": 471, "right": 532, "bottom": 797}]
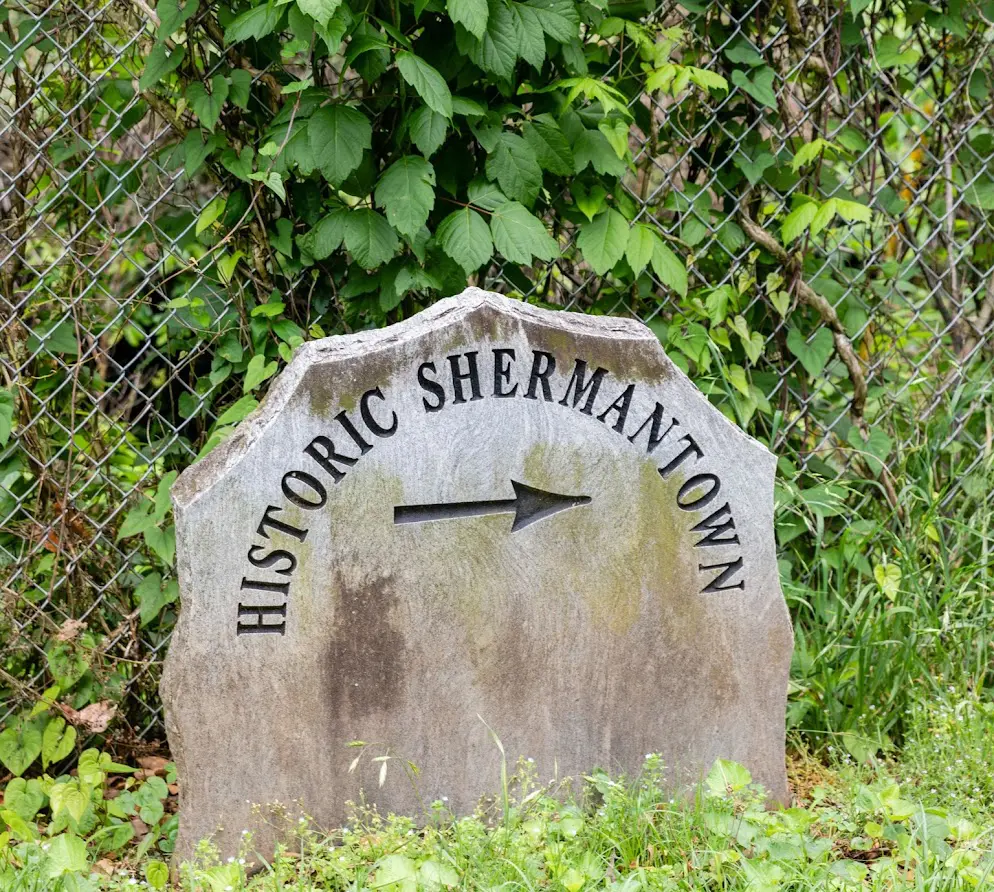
[{"left": 1, "top": 0, "right": 993, "bottom": 786}]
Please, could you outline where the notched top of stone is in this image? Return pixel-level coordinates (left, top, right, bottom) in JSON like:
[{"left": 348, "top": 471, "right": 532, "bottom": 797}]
[{"left": 171, "top": 288, "right": 771, "bottom": 510}]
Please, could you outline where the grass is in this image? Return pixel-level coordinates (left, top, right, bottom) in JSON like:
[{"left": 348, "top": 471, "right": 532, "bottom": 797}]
[{"left": 4, "top": 696, "right": 994, "bottom": 890}]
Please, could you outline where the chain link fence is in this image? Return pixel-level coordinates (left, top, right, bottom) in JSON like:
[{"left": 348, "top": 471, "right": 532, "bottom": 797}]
[{"left": 2, "top": 0, "right": 993, "bottom": 752}]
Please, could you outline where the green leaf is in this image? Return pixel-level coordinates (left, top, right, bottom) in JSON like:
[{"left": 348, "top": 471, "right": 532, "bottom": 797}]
[
  {"left": 373, "top": 854, "right": 417, "bottom": 892},
  {"left": 144, "top": 524, "right": 175, "bottom": 566},
  {"left": 249, "top": 170, "right": 286, "bottom": 201},
  {"left": 117, "top": 500, "right": 154, "bottom": 540},
  {"left": 734, "top": 147, "right": 775, "bottom": 185},
  {"left": 308, "top": 104, "right": 372, "bottom": 185},
  {"left": 786, "top": 327, "right": 834, "bottom": 377},
  {"left": 522, "top": 114, "right": 573, "bottom": 176},
  {"left": 41, "top": 717, "right": 76, "bottom": 769},
  {"left": 598, "top": 119, "right": 629, "bottom": 160},
  {"left": 216, "top": 395, "right": 259, "bottom": 426},
  {"left": 221, "top": 145, "right": 254, "bottom": 181},
  {"left": 524, "top": 0, "right": 579, "bottom": 42},
  {"left": 723, "top": 39, "right": 763, "bottom": 67},
  {"left": 375, "top": 156, "right": 436, "bottom": 238},
  {"left": 296, "top": 0, "right": 342, "bottom": 27},
  {"left": 302, "top": 208, "right": 349, "bottom": 259},
  {"left": 244, "top": 353, "right": 279, "bottom": 392},
  {"left": 486, "top": 132, "right": 542, "bottom": 205},
  {"left": 224, "top": 2, "right": 282, "bottom": 42},
  {"left": 876, "top": 34, "right": 920, "bottom": 69},
  {"left": 577, "top": 209, "right": 629, "bottom": 275},
  {"left": 489, "top": 201, "right": 558, "bottom": 264},
  {"left": 470, "top": 0, "right": 518, "bottom": 80},
  {"left": 145, "top": 860, "right": 170, "bottom": 891},
  {"left": 650, "top": 240, "right": 687, "bottom": 297},
  {"left": 3, "top": 778, "right": 45, "bottom": 822},
  {"left": 0, "top": 722, "right": 42, "bottom": 776},
  {"left": 396, "top": 51, "right": 452, "bottom": 118},
  {"left": 139, "top": 43, "right": 184, "bottom": 90},
  {"left": 195, "top": 195, "right": 227, "bottom": 235},
  {"left": 186, "top": 74, "right": 228, "bottom": 131},
  {"left": 573, "top": 129, "right": 627, "bottom": 177},
  {"left": 781, "top": 200, "right": 818, "bottom": 244},
  {"left": 448, "top": 0, "right": 488, "bottom": 39},
  {"left": 963, "top": 177, "right": 994, "bottom": 211},
  {"left": 834, "top": 198, "right": 871, "bottom": 223},
  {"left": 625, "top": 224, "right": 657, "bottom": 277},
  {"left": 228, "top": 69, "right": 252, "bottom": 108},
  {"left": 706, "top": 759, "right": 752, "bottom": 796},
  {"left": 436, "top": 207, "right": 493, "bottom": 273},
  {"left": 849, "top": 427, "right": 893, "bottom": 475},
  {"left": 730, "top": 66, "right": 777, "bottom": 108},
  {"left": 791, "top": 137, "right": 835, "bottom": 172},
  {"left": 513, "top": 4, "right": 546, "bottom": 69},
  {"left": 809, "top": 198, "right": 837, "bottom": 237},
  {"left": 408, "top": 106, "right": 448, "bottom": 157},
  {"left": 0, "top": 389, "right": 14, "bottom": 447},
  {"left": 157, "top": 0, "right": 198, "bottom": 38},
  {"left": 343, "top": 209, "right": 400, "bottom": 268},
  {"left": 45, "top": 833, "right": 89, "bottom": 879}
]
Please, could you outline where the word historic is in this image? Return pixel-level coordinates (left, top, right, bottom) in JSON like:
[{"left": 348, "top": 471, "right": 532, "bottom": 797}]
[{"left": 237, "top": 348, "right": 745, "bottom": 636}]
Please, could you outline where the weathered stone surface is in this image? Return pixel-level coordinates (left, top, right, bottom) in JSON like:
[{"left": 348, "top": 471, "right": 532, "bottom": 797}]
[{"left": 162, "top": 288, "right": 792, "bottom": 860}]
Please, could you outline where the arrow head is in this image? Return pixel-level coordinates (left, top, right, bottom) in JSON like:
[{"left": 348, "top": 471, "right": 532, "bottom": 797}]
[{"left": 510, "top": 479, "right": 591, "bottom": 532}]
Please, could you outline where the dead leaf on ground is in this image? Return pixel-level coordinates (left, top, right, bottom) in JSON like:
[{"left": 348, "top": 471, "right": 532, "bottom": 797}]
[
  {"left": 56, "top": 618, "right": 87, "bottom": 642},
  {"left": 64, "top": 701, "right": 117, "bottom": 733},
  {"left": 137, "top": 755, "right": 170, "bottom": 776}
]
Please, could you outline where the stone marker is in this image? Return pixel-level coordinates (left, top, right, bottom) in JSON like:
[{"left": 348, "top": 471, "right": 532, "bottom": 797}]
[{"left": 162, "top": 288, "right": 792, "bottom": 860}]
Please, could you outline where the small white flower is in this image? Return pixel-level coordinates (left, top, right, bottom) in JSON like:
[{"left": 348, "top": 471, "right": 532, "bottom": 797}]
[
  {"left": 228, "top": 856, "right": 235, "bottom": 863},
  {"left": 238, "top": 858, "right": 246, "bottom": 865},
  {"left": 442, "top": 796, "right": 449, "bottom": 802}
]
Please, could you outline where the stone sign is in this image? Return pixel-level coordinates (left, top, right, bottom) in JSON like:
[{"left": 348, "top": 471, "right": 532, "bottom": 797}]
[{"left": 162, "top": 288, "right": 792, "bottom": 860}]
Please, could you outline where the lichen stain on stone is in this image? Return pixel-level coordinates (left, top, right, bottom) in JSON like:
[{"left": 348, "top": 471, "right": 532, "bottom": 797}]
[
  {"left": 302, "top": 354, "right": 401, "bottom": 418},
  {"left": 323, "top": 570, "right": 407, "bottom": 723}
]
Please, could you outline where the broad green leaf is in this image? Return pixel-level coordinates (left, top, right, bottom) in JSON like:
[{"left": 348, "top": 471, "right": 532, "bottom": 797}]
[
  {"left": 1, "top": 807, "right": 37, "bottom": 841},
  {"left": 157, "top": 0, "right": 198, "bottom": 38},
  {"left": 375, "top": 156, "right": 436, "bottom": 238},
  {"left": 41, "top": 717, "right": 76, "bottom": 769},
  {"left": 467, "top": 178, "right": 507, "bottom": 210},
  {"left": 224, "top": 3, "right": 282, "bottom": 42},
  {"left": 876, "top": 34, "right": 920, "bottom": 69},
  {"left": 625, "top": 224, "right": 657, "bottom": 277},
  {"left": 396, "top": 51, "right": 452, "bottom": 117},
  {"left": 734, "top": 147, "right": 775, "bottom": 185},
  {"left": 809, "top": 198, "right": 837, "bottom": 237},
  {"left": 145, "top": 861, "right": 170, "bottom": 891},
  {"left": 486, "top": 132, "right": 542, "bottom": 205},
  {"left": 598, "top": 119, "right": 629, "bottom": 159},
  {"left": 343, "top": 209, "right": 400, "bottom": 268},
  {"left": 524, "top": 0, "right": 579, "bottom": 42},
  {"left": 296, "top": 0, "right": 342, "bottom": 27},
  {"left": 186, "top": 74, "right": 228, "bottom": 131},
  {"left": 723, "top": 39, "right": 763, "bottom": 67},
  {"left": 419, "top": 859, "right": 460, "bottom": 890},
  {"left": 448, "top": 0, "right": 488, "bottom": 39},
  {"left": 436, "top": 208, "right": 493, "bottom": 273},
  {"left": 221, "top": 145, "right": 254, "bottom": 181},
  {"left": 849, "top": 427, "right": 893, "bottom": 475},
  {"left": 195, "top": 195, "right": 226, "bottom": 235},
  {"left": 489, "top": 201, "right": 558, "bottom": 263},
  {"left": 139, "top": 43, "right": 184, "bottom": 90},
  {"left": 0, "top": 722, "right": 42, "bottom": 776},
  {"left": 470, "top": 0, "right": 518, "bottom": 80},
  {"left": 228, "top": 69, "right": 252, "bottom": 108},
  {"left": 3, "top": 778, "right": 45, "bottom": 822},
  {"left": 791, "top": 137, "right": 836, "bottom": 172},
  {"left": 249, "top": 170, "right": 286, "bottom": 201},
  {"left": 513, "top": 4, "right": 546, "bottom": 69},
  {"left": 786, "top": 327, "right": 834, "bottom": 377},
  {"left": 522, "top": 114, "right": 574, "bottom": 176},
  {"left": 730, "top": 66, "right": 777, "bottom": 108},
  {"left": 963, "top": 178, "right": 994, "bottom": 210},
  {"left": 573, "top": 129, "right": 627, "bottom": 177},
  {"left": 650, "top": 240, "right": 687, "bottom": 296},
  {"left": 45, "top": 832, "right": 89, "bottom": 879},
  {"left": 373, "top": 854, "right": 417, "bottom": 892},
  {"left": 706, "top": 759, "right": 752, "bottom": 796},
  {"left": 308, "top": 104, "right": 372, "bottom": 185},
  {"left": 302, "top": 208, "right": 348, "bottom": 259},
  {"left": 0, "top": 388, "right": 13, "bottom": 447},
  {"left": 834, "top": 198, "right": 871, "bottom": 223},
  {"left": 408, "top": 106, "right": 448, "bottom": 157},
  {"left": 781, "top": 200, "right": 818, "bottom": 243},
  {"left": 572, "top": 182, "right": 606, "bottom": 220},
  {"left": 577, "top": 209, "right": 628, "bottom": 275},
  {"left": 244, "top": 353, "right": 279, "bottom": 392},
  {"left": 686, "top": 67, "right": 728, "bottom": 93}
]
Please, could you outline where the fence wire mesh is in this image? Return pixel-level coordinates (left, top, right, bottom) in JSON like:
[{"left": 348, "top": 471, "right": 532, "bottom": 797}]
[{"left": 2, "top": 0, "right": 993, "bottom": 753}]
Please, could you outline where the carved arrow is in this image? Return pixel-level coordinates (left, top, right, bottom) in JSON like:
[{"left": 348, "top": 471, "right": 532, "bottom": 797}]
[{"left": 394, "top": 480, "right": 591, "bottom": 532}]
